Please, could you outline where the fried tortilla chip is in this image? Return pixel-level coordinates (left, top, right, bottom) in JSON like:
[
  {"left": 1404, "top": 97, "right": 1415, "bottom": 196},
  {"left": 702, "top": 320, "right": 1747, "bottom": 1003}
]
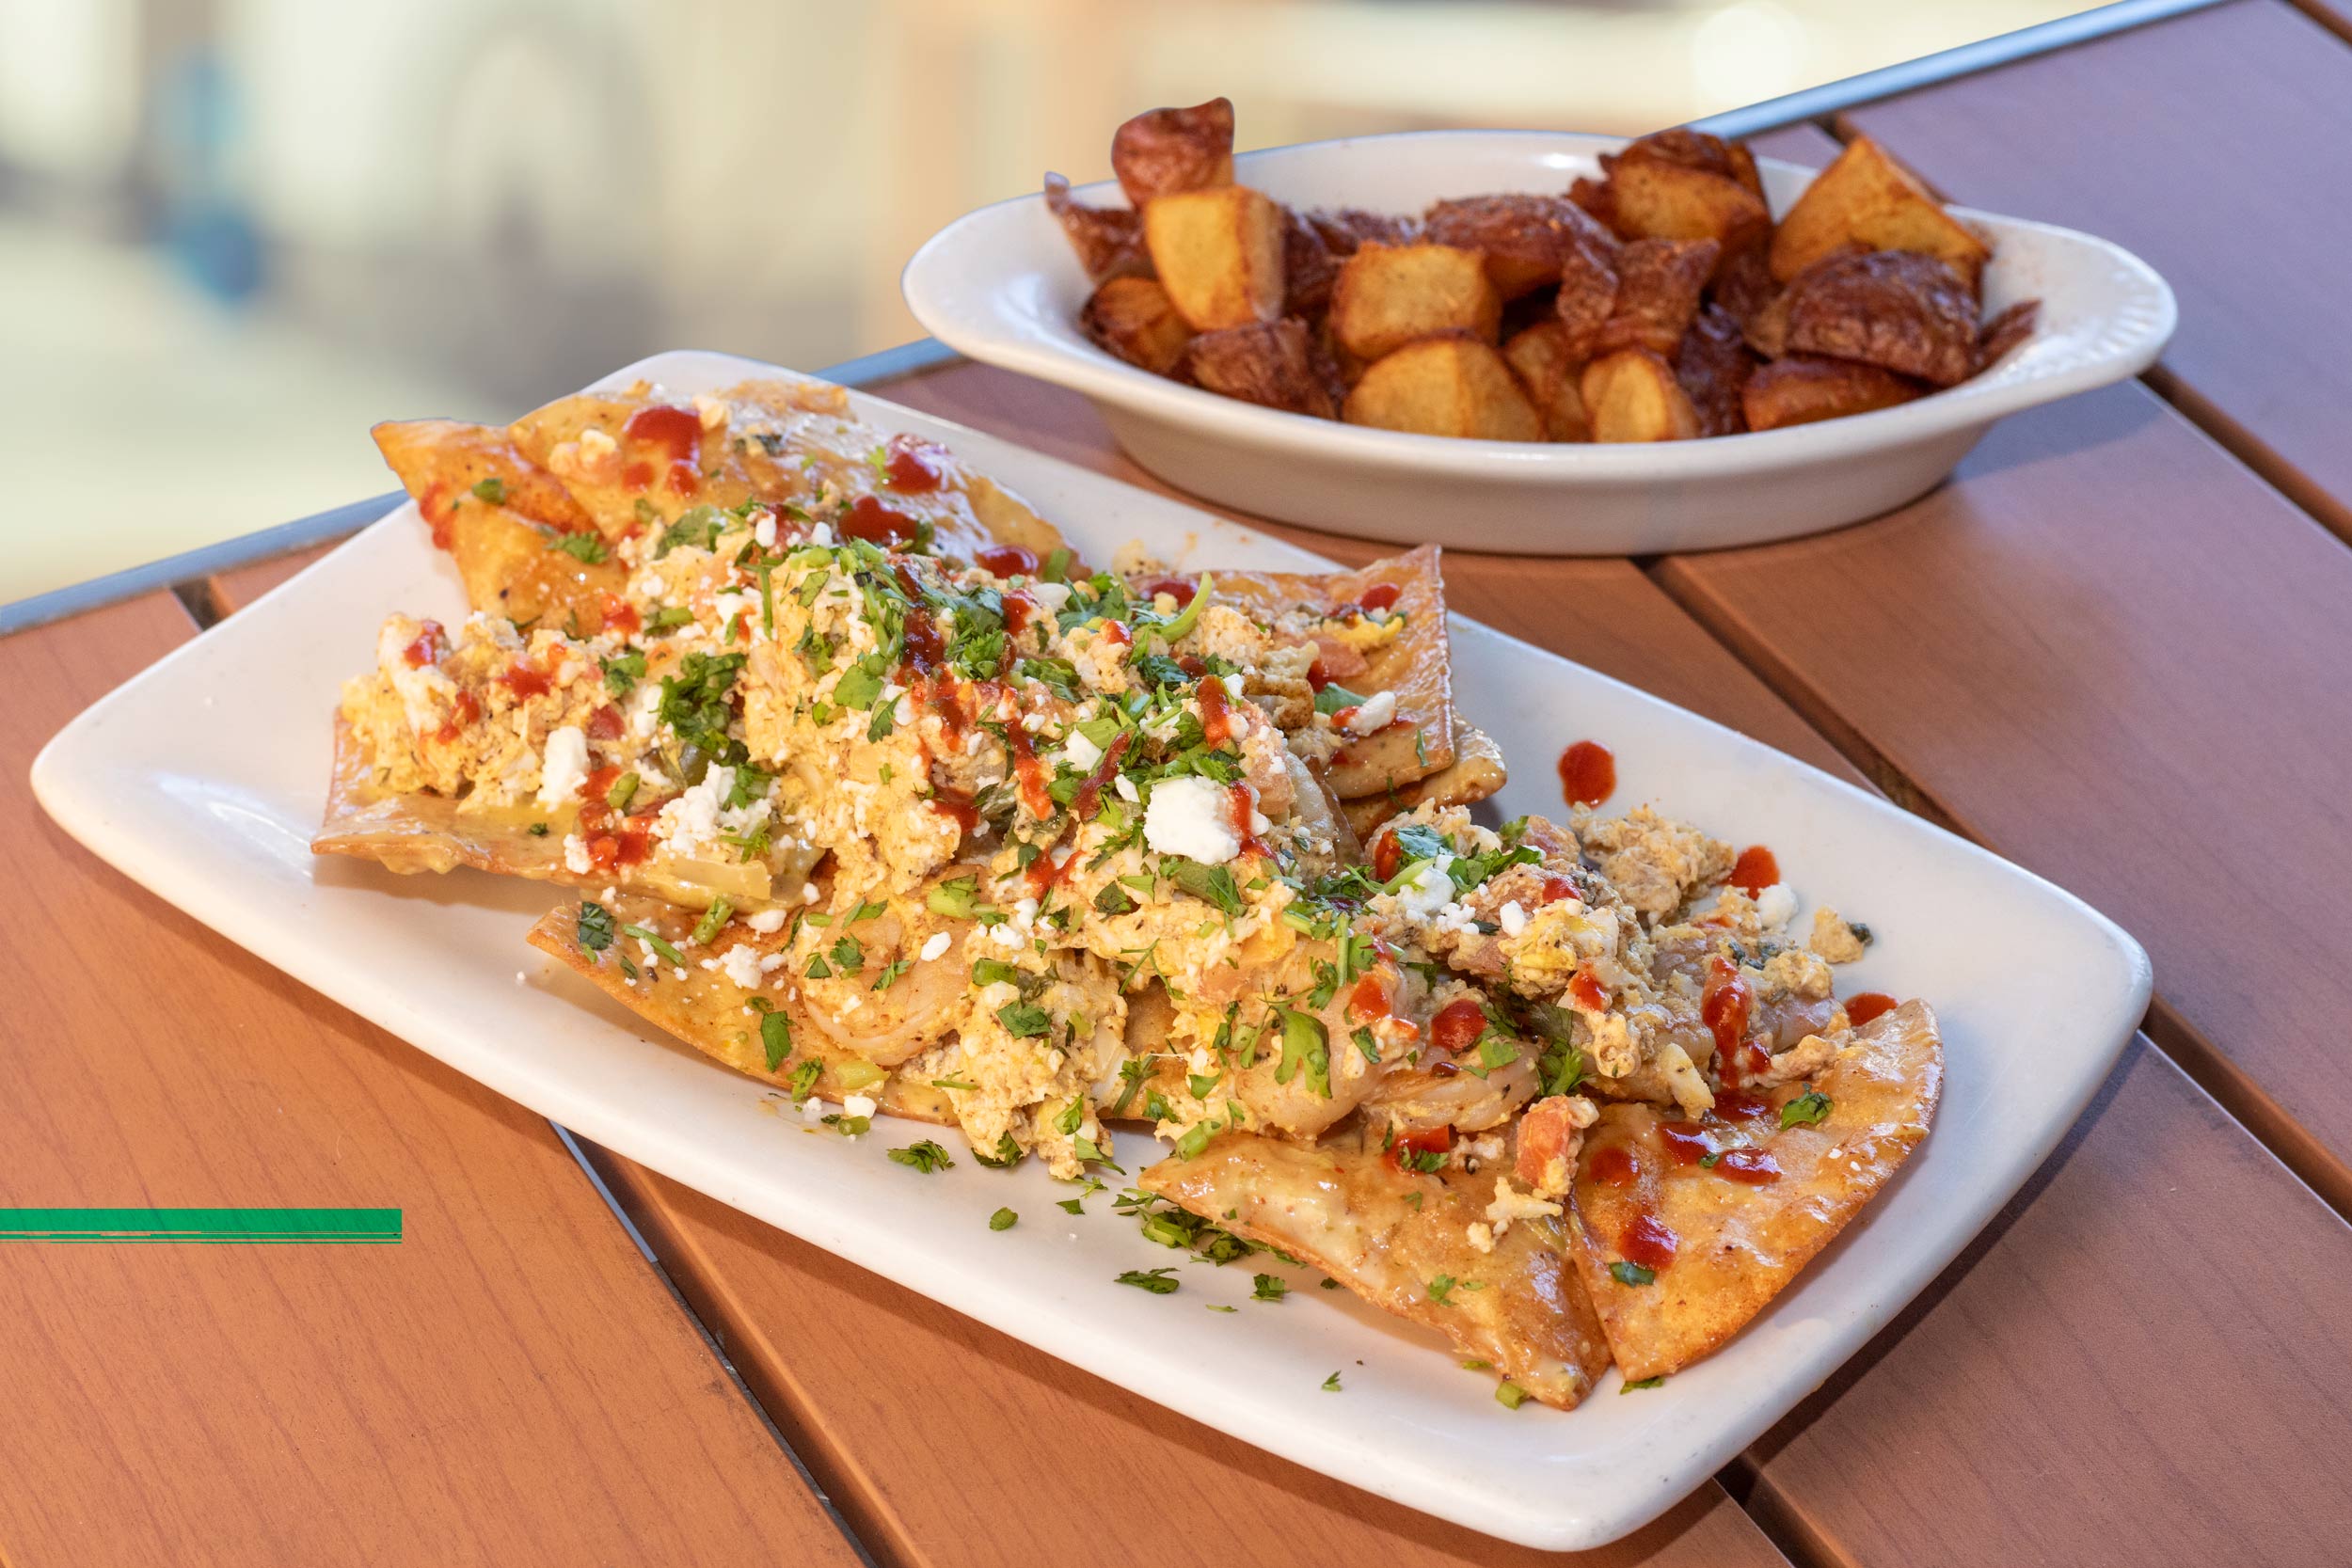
[
  {"left": 312, "top": 714, "right": 818, "bottom": 911},
  {"left": 1142, "top": 1132, "right": 1612, "bottom": 1409},
  {"left": 528, "top": 890, "right": 958, "bottom": 1125},
  {"left": 373, "top": 418, "right": 597, "bottom": 540},
  {"left": 505, "top": 376, "right": 1073, "bottom": 573},
  {"left": 1340, "top": 718, "right": 1505, "bottom": 839},
  {"left": 1210, "top": 545, "right": 1455, "bottom": 798},
  {"left": 1569, "top": 999, "right": 1943, "bottom": 1380}
]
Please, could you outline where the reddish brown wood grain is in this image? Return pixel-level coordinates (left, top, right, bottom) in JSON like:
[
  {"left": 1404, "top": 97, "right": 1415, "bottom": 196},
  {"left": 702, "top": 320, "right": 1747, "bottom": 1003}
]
[
  {"left": 0, "top": 595, "right": 859, "bottom": 1567},
  {"left": 1836, "top": 0, "right": 2352, "bottom": 537}
]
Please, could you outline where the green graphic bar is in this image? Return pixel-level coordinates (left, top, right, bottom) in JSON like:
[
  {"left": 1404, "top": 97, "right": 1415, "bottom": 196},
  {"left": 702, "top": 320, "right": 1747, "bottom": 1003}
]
[{"left": 0, "top": 1208, "right": 402, "bottom": 1243}]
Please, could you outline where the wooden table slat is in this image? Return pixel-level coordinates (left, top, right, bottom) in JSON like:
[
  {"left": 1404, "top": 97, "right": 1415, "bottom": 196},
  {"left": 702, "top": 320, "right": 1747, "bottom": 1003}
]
[
  {"left": 0, "top": 595, "right": 862, "bottom": 1568},
  {"left": 1835, "top": 0, "right": 2352, "bottom": 540}
]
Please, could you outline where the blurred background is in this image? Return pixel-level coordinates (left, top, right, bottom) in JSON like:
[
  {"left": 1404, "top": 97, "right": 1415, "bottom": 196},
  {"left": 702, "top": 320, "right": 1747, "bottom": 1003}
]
[{"left": 0, "top": 0, "right": 2093, "bottom": 604}]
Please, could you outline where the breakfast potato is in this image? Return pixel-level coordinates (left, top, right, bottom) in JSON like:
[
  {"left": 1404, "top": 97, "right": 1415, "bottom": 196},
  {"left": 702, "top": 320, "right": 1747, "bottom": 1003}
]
[
  {"left": 1673, "top": 306, "right": 1755, "bottom": 437},
  {"left": 1769, "top": 134, "right": 1990, "bottom": 287},
  {"left": 1305, "top": 207, "right": 1421, "bottom": 256},
  {"left": 1554, "top": 233, "right": 1620, "bottom": 360},
  {"left": 1976, "top": 298, "right": 2040, "bottom": 371},
  {"left": 1343, "top": 335, "right": 1542, "bottom": 441},
  {"left": 1110, "top": 97, "right": 1234, "bottom": 204},
  {"left": 1081, "top": 276, "right": 1194, "bottom": 374},
  {"left": 1612, "top": 127, "right": 1764, "bottom": 198},
  {"left": 1183, "top": 319, "right": 1337, "bottom": 418},
  {"left": 1144, "top": 184, "right": 1287, "bottom": 332},
  {"left": 1043, "top": 173, "right": 1149, "bottom": 282},
  {"left": 1593, "top": 237, "right": 1719, "bottom": 357},
  {"left": 1783, "top": 249, "right": 1979, "bottom": 386},
  {"left": 1502, "top": 320, "right": 1591, "bottom": 441},
  {"left": 1741, "top": 354, "right": 1922, "bottom": 430},
  {"left": 1422, "top": 193, "right": 1606, "bottom": 300},
  {"left": 1328, "top": 242, "right": 1502, "bottom": 361},
  {"left": 1607, "top": 157, "right": 1770, "bottom": 268},
  {"left": 1581, "top": 348, "right": 1701, "bottom": 442}
]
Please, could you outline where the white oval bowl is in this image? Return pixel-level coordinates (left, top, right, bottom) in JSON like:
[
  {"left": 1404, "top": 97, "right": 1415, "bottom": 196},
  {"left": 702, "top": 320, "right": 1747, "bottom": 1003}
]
[{"left": 904, "top": 129, "right": 2176, "bottom": 555}]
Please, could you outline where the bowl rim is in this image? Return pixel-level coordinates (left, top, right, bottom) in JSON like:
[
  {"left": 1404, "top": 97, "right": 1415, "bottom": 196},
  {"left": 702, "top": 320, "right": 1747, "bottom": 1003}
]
[{"left": 902, "top": 126, "right": 2177, "bottom": 481}]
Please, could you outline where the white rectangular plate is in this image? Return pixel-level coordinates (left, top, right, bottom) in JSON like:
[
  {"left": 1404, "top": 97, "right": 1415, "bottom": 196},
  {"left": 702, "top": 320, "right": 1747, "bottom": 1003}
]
[{"left": 33, "top": 351, "right": 2149, "bottom": 1550}]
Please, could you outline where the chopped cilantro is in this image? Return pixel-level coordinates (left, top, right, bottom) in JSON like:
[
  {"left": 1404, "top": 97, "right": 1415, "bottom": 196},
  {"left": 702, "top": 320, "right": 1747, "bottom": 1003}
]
[
  {"left": 527, "top": 821, "right": 548, "bottom": 837},
  {"left": 601, "top": 649, "right": 646, "bottom": 696},
  {"left": 998, "top": 1001, "right": 1053, "bottom": 1037},
  {"left": 1427, "top": 1274, "right": 1457, "bottom": 1306},
  {"left": 470, "top": 476, "right": 508, "bottom": 504},
  {"left": 621, "top": 924, "right": 684, "bottom": 967},
  {"left": 1251, "top": 1274, "right": 1288, "bottom": 1303},
  {"left": 1115, "top": 1268, "right": 1180, "bottom": 1295},
  {"left": 1621, "top": 1375, "right": 1665, "bottom": 1393},
  {"left": 1321, "top": 1371, "right": 1343, "bottom": 1392},
  {"left": 759, "top": 1011, "right": 792, "bottom": 1071},
  {"left": 973, "top": 1132, "right": 1025, "bottom": 1168},
  {"left": 576, "top": 901, "right": 615, "bottom": 953},
  {"left": 1781, "top": 1090, "right": 1834, "bottom": 1128},
  {"left": 787, "top": 1059, "right": 822, "bottom": 1102},
  {"left": 1167, "top": 858, "right": 1244, "bottom": 916},
  {"left": 1609, "top": 1260, "right": 1656, "bottom": 1287},
  {"left": 1495, "top": 1381, "right": 1530, "bottom": 1410},
  {"left": 871, "top": 957, "right": 913, "bottom": 990},
  {"left": 989, "top": 1207, "right": 1018, "bottom": 1231},
  {"left": 549, "top": 531, "right": 608, "bottom": 563},
  {"left": 887, "top": 1139, "right": 955, "bottom": 1173}
]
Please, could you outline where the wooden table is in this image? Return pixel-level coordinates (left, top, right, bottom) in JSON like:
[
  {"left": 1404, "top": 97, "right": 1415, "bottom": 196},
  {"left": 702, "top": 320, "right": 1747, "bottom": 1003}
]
[{"left": 10, "top": 3, "right": 2352, "bottom": 1562}]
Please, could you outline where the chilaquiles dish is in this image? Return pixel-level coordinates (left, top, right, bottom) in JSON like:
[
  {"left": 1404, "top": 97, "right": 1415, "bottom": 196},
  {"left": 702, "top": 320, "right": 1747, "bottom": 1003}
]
[{"left": 326, "top": 374, "right": 1940, "bottom": 1408}]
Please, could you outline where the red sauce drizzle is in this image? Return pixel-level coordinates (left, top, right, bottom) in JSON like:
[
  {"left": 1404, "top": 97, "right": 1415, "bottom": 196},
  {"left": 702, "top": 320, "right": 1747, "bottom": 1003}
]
[
  {"left": 1620, "top": 1212, "right": 1679, "bottom": 1273},
  {"left": 930, "top": 790, "right": 979, "bottom": 836},
  {"left": 623, "top": 404, "right": 704, "bottom": 496},
  {"left": 599, "top": 596, "right": 641, "bottom": 637},
  {"left": 1714, "top": 1148, "right": 1782, "bottom": 1185},
  {"left": 1658, "top": 1121, "right": 1714, "bottom": 1165},
  {"left": 1305, "top": 656, "right": 1329, "bottom": 692},
  {"left": 1140, "top": 575, "right": 1197, "bottom": 610},
  {"left": 1567, "top": 967, "right": 1609, "bottom": 1012},
  {"left": 1536, "top": 872, "right": 1581, "bottom": 907},
  {"left": 900, "top": 604, "right": 946, "bottom": 677},
  {"left": 1430, "top": 998, "right": 1486, "bottom": 1055},
  {"left": 433, "top": 688, "right": 481, "bottom": 745},
  {"left": 1371, "top": 828, "right": 1402, "bottom": 882},
  {"left": 1226, "top": 784, "right": 1269, "bottom": 860},
  {"left": 402, "top": 621, "right": 447, "bottom": 667},
  {"left": 926, "top": 674, "right": 972, "bottom": 741},
  {"left": 1347, "top": 972, "right": 1391, "bottom": 1020},
  {"left": 1714, "top": 1088, "right": 1772, "bottom": 1121},
  {"left": 1003, "top": 591, "right": 1039, "bottom": 636},
  {"left": 883, "top": 436, "right": 946, "bottom": 492},
  {"left": 499, "top": 660, "right": 553, "bottom": 701},
  {"left": 1197, "top": 675, "right": 1234, "bottom": 749},
  {"left": 1359, "top": 582, "right": 1401, "bottom": 613},
  {"left": 1005, "top": 721, "right": 1051, "bottom": 818},
  {"left": 1587, "top": 1144, "right": 1639, "bottom": 1188},
  {"left": 1703, "top": 956, "right": 1768, "bottom": 1087},
  {"left": 1099, "top": 621, "right": 1132, "bottom": 650},
  {"left": 1844, "top": 991, "right": 1898, "bottom": 1027},
  {"left": 1382, "top": 1124, "right": 1452, "bottom": 1173},
  {"left": 1558, "top": 739, "right": 1616, "bottom": 807},
  {"left": 421, "top": 485, "right": 456, "bottom": 550},
  {"left": 1025, "top": 840, "right": 1072, "bottom": 895},
  {"left": 575, "top": 764, "right": 654, "bottom": 868},
  {"left": 1070, "top": 732, "right": 1133, "bottom": 822},
  {"left": 842, "top": 494, "right": 921, "bottom": 546},
  {"left": 977, "top": 544, "right": 1038, "bottom": 578},
  {"left": 1728, "top": 845, "right": 1780, "bottom": 897}
]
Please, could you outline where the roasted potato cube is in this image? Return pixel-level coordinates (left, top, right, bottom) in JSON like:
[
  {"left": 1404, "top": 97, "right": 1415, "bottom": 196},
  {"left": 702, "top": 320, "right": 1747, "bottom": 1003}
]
[
  {"left": 1769, "top": 135, "right": 1991, "bottom": 287},
  {"left": 1082, "top": 276, "right": 1194, "bottom": 374},
  {"left": 1554, "top": 232, "right": 1620, "bottom": 361},
  {"left": 1502, "top": 321, "right": 1590, "bottom": 441},
  {"left": 1304, "top": 207, "right": 1421, "bottom": 256},
  {"left": 1343, "top": 336, "right": 1543, "bottom": 441},
  {"left": 1783, "top": 249, "right": 1978, "bottom": 386},
  {"left": 1043, "top": 173, "right": 1148, "bottom": 283},
  {"left": 1143, "top": 184, "right": 1287, "bottom": 332},
  {"left": 1712, "top": 244, "right": 1777, "bottom": 330},
  {"left": 1327, "top": 242, "right": 1502, "bottom": 361},
  {"left": 1281, "top": 207, "right": 1343, "bottom": 319},
  {"left": 1567, "top": 173, "right": 1616, "bottom": 231},
  {"left": 1613, "top": 128, "right": 1763, "bottom": 199},
  {"left": 1741, "top": 355, "right": 1922, "bottom": 430},
  {"left": 1110, "top": 98, "right": 1234, "bottom": 205},
  {"left": 1607, "top": 158, "right": 1770, "bottom": 268},
  {"left": 1674, "top": 306, "right": 1756, "bottom": 436},
  {"left": 1581, "top": 348, "right": 1701, "bottom": 442},
  {"left": 1183, "top": 319, "right": 1337, "bottom": 418},
  {"left": 1593, "top": 237, "right": 1718, "bottom": 357},
  {"left": 1422, "top": 194, "right": 1610, "bottom": 300}
]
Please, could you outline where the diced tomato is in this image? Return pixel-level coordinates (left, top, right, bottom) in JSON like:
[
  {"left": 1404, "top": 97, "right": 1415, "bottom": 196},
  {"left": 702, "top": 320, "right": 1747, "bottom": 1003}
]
[
  {"left": 1359, "top": 582, "right": 1401, "bottom": 612},
  {"left": 1371, "top": 827, "right": 1402, "bottom": 882},
  {"left": 1383, "top": 1124, "right": 1452, "bottom": 1173},
  {"left": 1431, "top": 998, "right": 1487, "bottom": 1055}
]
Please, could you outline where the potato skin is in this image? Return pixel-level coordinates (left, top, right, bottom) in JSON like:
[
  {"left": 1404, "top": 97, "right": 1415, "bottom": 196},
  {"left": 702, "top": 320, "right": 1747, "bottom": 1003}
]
[
  {"left": 1110, "top": 98, "right": 1235, "bottom": 205},
  {"left": 1581, "top": 348, "right": 1701, "bottom": 442},
  {"left": 1769, "top": 134, "right": 1990, "bottom": 287},
  {"left": 1673, "top": 305, "right": 1756, "bottom": 437},
  {"left": 1741, "top": 355, "right": 1921, "bottom": 430},
  {"left": 1422, "top": 193, "right": 1613, "bottom": 300},
  {"left": 1183, "top": 319, "right": 1338, "bottom": 418},
  {"left": 1607, "top": 158, "right": 1770, "bottom": 269},
  {"left": 1593, "top": 237, "right": 1719, "bottom": 358},
  {"left": 1143, "top": 184, "right": 1288, "bottom": 332},
  {"left": 1043, "top": 173, "right": 1148, "bottom": 283},
  {"left": 1782, "top": 250, "right": 1978, "bottom": 386},
  {"left": 1082, "top": 277, "right": 1194, "bottom": 375},
  {"left": 1329, "top": 243, "right": 1502, "bottom": 361},
  {"left": 1343, "top": 336, "right": 1543, "bottom": 441},
  {"left": 1281, "top": 207, "right": 1343, "bottom": 319},
  {"left": 1612, "top": 128, "right": 1764, "bottom": 198}
]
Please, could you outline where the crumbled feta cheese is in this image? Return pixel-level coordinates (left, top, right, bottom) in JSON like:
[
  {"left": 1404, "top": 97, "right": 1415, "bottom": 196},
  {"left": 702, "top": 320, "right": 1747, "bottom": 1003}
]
[
  {"left": 1756, "top": 882, "right": 1798, "bottom": 931},
  {"left": 1346, "top": 689, "right": 1398, "bottom": 736},
  {"left": 919, "top": 931, "right": 951, "bottom": 961},
  {"left": 562, "top": 833, "right": 594, "bottom": 875},
  {"left": 747, "top": 909, "right": 787, "bottom": 934},
  {"left": 1061, "top": 728, "right": 1104, "bottom": 772},
  {"left": 716, "top": 944, "right": 764, "bottom": 988},
  {"left": 1498, "top": 899, "right": 1529, "bottom": 938},
  {"left": 1143, "top": 775, "right": 1242, "bottom": 864},
  {"left": 536, "top": 725, "right": 591, "bottom": 809},
  {"left": 579, "top": 427, "right": 616, "bottom": 462},
  {"left": 1392, "top": 860, "right": 1454, "bottom": 921},
  {"left": 1114, "top": 773, "right": 1140, "bottom": 803},
  {"left": 843, "top": 1093, "right": 879, "bottom": 1120},
  {"left": 691, "top": 393, "right": 729, "bottom": 430},
  {"left": 753, "top": 512, "right": 776, "bottom": 548},
  {"left": 1029, "top": 581, "right": 1073, "bottom": 611}
]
